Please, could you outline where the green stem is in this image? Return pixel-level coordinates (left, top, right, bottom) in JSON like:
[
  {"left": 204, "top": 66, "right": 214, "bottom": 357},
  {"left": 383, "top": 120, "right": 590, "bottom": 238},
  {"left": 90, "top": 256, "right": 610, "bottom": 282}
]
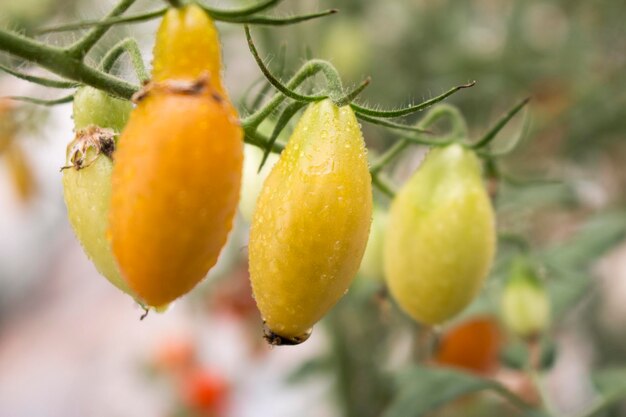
[
  {"left": 8, "top": 94, "right": 74, "bottom": 106},
  {"left": 37, "top": 9, "right": 166, "bottom": 35},
  {"left": 351, "top": 81, "right": 475, "bottom": 119},
  {"left": 67, "top": 0, "right": 137, "bottom": 58},
  {"left": 371, "top": 174, "right": 396, "bottom": 198},
  {"left": 0, "top": 29, "right": 137, "bottom": 99},
  {"left": 219, "top": 9, "right": 338, "bottom": 25},
  {"left": 244, "top": 25, "right": 327, "bottom": 103},
  {"left": 203, "top": 0, "right": 282, "bottom": 19},
  {"left": 471, "top": 97, "right": 530, "bottom": 149},
  {"left": 258, "top": 100, "right": 306, "bottom": 170},
  {"left": 0, "top": 64, "right": 77, "bottom": 89},
  {"left": 100, "top": 38, "right": 149, "bottom": 83}
]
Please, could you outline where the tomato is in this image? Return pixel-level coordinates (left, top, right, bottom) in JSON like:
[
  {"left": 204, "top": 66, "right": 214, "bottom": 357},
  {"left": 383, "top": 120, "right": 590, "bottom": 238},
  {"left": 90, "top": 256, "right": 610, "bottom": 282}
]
[
  {"left": 108, "top": 6, "right": 243, "bottom": 308},
  {"left": 180, "top": 368, "right": 229, "bottom": 414},
  {"left": 501, "top": 257, "right": 550, "bottom": 340},
  {"left": 434, "top": 316, "right": 503, "bottom": 375},
  {"left": 152, "top": 4, "right": 224, "bottom": 94},
  {"left": 62, "top": 87, "right": 133, "bottom": 295},
  {"left": 358, "top": 205, "right": 388, "bottom": 281},
  {"left": 384, "top": 144, "right": 496, "bottom": 325},
  {"left": 248, "top": 99, "right": 372, "bottom": 344},
  {"left": 239, "top": 144, "right": 279, "bottom": 223}
]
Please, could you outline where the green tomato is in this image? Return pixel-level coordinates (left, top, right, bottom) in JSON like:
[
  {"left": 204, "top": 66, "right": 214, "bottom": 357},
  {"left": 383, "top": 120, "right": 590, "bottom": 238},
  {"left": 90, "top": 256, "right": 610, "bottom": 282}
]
[
  {"left": 501, "top": 257, "right": 550, "bottom": 339},
  {"left": 384, "top": 144, "right": 496, "bottom": 325},
  {"left": 62, "top": 87, "right": 134, "bottom": 297},
  {"left": 239, "top": 144, "right": 279, "bottom": 223},
  {"left": 359, "top": 206, "right": 388, "bottom": 281}
]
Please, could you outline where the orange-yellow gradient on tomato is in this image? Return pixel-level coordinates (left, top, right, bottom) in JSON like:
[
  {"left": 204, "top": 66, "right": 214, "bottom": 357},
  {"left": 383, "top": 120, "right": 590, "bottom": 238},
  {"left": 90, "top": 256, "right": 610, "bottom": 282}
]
[
  {"left": 108, "top": 5, "right": 243, "bottom": 307},
  {"left": 152, "top": 4, "right": 224, "bottom": 93},
  {"left": 249, "top": 99, "right": 372, "bottom": 342},
  {"left": 384, "top": 144, "right": 495, "bottom": 325}
]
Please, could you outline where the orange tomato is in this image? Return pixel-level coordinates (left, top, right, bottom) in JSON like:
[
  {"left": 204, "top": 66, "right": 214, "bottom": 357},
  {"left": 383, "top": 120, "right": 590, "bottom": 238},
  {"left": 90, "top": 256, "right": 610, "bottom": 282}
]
[
  {"left": 109, "top": 85, "right": 243, "bottom": 307},
  {"left": 434, "top": 316, "right": 503, "bottom": 375},
  {"left": 108, "top": 4, "right": 243, "bottom": 307}
]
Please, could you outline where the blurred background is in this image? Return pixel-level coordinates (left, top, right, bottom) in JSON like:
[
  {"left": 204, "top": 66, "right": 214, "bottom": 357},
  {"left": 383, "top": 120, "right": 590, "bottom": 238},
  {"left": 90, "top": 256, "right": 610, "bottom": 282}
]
[{"left": 1, "top": 0, "right": 626, "bottom": 416}]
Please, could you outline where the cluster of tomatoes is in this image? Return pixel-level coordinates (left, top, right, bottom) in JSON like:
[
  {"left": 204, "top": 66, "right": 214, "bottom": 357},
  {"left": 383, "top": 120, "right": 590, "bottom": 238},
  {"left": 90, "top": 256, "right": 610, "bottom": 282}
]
[{"left": 61, "top": 3, "right": 548, "bottom": 347}]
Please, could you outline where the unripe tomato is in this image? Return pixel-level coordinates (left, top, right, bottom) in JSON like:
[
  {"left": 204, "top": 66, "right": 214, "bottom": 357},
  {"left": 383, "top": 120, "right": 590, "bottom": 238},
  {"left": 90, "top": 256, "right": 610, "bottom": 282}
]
[
  {"left": 152, "top": 4, "right": 224, "bottom": 94},
  {"left": 359, "top": 205, "right": 388, "bottom": 281},
  {"left": 249, "top": 99, "right": 373, "bottom": 344},
  {"left": 384, "top": 144, "right": 495, "bottom": 325},
  {"left": 239, "top": 144, "right": 279, "bottom": 223},
  {"left": 501, "top": 257, "right": 550, "bottom": 340},
  {"left": 434, "top": 316, "right": 503, "bottom": 375},
  {"left": 62, "top": 87, "right": 133, "bottom": 295}
]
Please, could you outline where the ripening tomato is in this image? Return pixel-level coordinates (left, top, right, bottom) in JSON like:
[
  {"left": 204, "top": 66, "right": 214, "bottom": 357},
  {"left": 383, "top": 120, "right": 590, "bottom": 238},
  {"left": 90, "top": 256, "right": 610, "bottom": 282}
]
[
  {"left": 434, "top": 316, "right": 503, "bottom": 375},
  {"left": 62, "top": 87, "right": 133, "bottom": 295},
  {"left": 108, "top": 5, "right": 243, "bottom": 307},
  {"left": 384, "top": 144, "right": 496, "bottom": 325},
  {"left": 249, "top": 99, "right": 372, "bottom": 344}
]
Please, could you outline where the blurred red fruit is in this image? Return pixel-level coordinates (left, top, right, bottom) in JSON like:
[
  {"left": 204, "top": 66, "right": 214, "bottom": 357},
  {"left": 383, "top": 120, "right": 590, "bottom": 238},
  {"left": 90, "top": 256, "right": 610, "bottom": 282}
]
[
  {"left": 180, "top": 368, "right": 229, "bottom": 415},
  {"left": 434, "top": 316, "right": 503, "bottom": 375}
]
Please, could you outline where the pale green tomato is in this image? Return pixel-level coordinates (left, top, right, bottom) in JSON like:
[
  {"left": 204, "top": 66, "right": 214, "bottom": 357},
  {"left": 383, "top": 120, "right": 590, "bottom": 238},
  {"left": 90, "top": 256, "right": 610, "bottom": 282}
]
[
  {"left": 384, "top": 144, "right": 496, "bottom": 325},
  {"left": 501, "top": 258, "right": 550, "bottom": 339},
  {"left": 62, "top": 87, "right": 133, "bottom": 296},
  {"left": 239, "top": 144, "right": 278, "bottom": 223},
  {"left": 359, "top": 206, "right": 388, "bottom": 281}
]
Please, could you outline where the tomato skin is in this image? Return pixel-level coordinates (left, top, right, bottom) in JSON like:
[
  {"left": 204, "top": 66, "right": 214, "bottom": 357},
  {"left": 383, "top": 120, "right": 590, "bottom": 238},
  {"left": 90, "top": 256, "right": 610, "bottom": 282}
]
[
  {"left": 384, "top": 144, "right": 495, "bottom": 325},
  {"left": 434, "top": 316, "right": 503, "bottom": 375},
  {"left": 249, "top": 99, "right": 373, "bottom": 341},
  {"left": 152, "top": 4, "right": 224, "bottom": 93},
  {"left": 62, "top": 87, "right": 133, "bottom": 295},
  {"left": 109, "top": 88, "right": 243, "bottom": 307}
]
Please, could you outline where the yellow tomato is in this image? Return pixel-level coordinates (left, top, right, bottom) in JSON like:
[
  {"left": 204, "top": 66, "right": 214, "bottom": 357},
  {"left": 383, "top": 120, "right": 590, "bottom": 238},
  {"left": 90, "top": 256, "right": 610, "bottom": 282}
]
[
  {"left": 384, "top": 144, "right": 495, "bottom": 325},
  {"left": 249, "top": 99, "right": 372, "bottom": 344}
]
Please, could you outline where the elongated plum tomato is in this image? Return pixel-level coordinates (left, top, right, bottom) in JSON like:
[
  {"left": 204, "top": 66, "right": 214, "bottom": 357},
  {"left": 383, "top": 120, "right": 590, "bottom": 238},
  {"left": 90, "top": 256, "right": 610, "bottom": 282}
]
[
  {"left": 62, "top": 86, "right": 133, "bottom": 295},
  {"left": 108, "top": 5, "right": 243, "bottom": 308},
  {"left": 249, "top": 99, "right": 373, "bottom": 344},
  {"left": 384, "top": 144, "right": 495, "bottom": 325}
]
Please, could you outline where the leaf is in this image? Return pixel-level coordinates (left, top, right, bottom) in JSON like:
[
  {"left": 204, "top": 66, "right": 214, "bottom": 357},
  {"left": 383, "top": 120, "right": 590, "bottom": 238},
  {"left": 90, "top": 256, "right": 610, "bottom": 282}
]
[{"left": 383, "top": 365, "right": 545, "bottom": 417}]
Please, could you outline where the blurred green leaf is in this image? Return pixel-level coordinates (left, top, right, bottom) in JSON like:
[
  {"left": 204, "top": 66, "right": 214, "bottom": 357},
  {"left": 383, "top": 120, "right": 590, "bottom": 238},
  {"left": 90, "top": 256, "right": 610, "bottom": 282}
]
[{"left": 383, "top": 365, "right": 545, "bottom": 417}]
